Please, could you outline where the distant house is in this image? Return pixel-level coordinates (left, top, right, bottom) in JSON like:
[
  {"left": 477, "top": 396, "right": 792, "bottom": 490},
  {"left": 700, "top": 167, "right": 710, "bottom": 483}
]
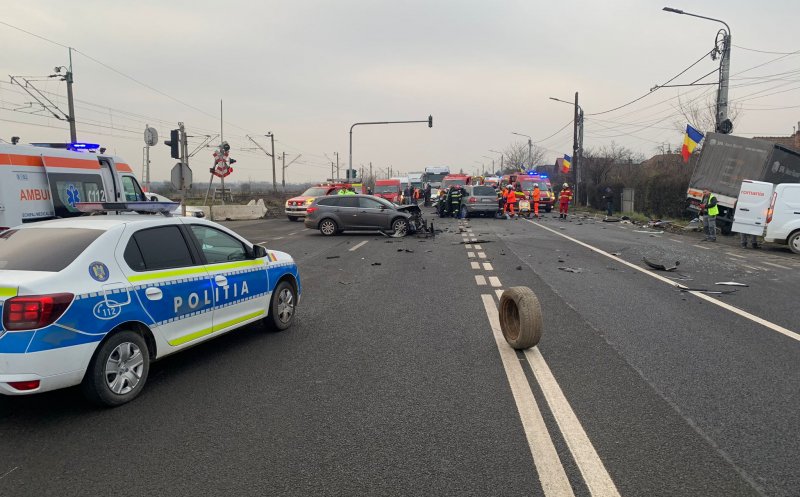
[{"left": 753, "top": 121, "right": 800, "bottom": 151}]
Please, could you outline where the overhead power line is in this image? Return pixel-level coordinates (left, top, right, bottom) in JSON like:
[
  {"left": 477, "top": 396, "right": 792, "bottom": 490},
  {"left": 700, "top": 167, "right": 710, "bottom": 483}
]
[{"left": 733, "top": 45, "right": 800, "bottom": 55}]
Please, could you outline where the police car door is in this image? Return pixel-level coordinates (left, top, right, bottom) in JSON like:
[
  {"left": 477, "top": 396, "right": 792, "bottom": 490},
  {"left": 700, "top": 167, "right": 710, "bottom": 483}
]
[
  {"left": 118, "top": 221, "right": 215, "bottom": 349},
  {"left": 184, "top": 223, "right": 269, "bottom": 334}
]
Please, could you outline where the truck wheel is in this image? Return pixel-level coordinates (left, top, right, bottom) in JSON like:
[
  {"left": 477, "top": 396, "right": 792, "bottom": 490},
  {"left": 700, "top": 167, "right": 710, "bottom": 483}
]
[
  {"left": 82, "top": 330, "right": 150, "bottom": 407},
  {"left": 266, "top": 280, "right": 296, "bottom": 331},
  {"left": 789, "top": 231, "right": 800, "bottom": 255},
  {"left": 499, "top": 287, "right": 543, "bottom": 350},
  {"left": 319, "top": 218, "right": 338, "bottom": 236}
]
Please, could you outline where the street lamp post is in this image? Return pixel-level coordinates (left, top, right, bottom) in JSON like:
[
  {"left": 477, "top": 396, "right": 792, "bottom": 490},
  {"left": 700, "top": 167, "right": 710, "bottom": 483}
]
[
  {"left": 550, "top": 95, "right": 584, "bottom": 205},
  {"left": 489, "top": 149, "right": 504, "bottom": 174},
  {"left": 663, "top": 7, "right": 732, "bottom": 133},
  {"left": 349, "top": 115, "right": 433, "bottom": 176},
  {"left": 511, "top": 132, "right": 532, "bottom": 171}
]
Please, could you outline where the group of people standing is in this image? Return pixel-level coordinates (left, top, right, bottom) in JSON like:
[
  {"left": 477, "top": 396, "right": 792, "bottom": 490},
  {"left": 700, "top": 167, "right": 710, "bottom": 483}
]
[
  {"left": 400, "top": 184, "right": 432, "bottom": 206},
  {"left": 434, "top": 182, "right": 576, "bottom": 220}
]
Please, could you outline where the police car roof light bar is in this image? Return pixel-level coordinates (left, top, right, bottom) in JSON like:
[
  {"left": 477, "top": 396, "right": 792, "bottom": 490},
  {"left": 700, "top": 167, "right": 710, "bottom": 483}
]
[{"left": 75, "top": 202, "right": 179, "bottom": 216}]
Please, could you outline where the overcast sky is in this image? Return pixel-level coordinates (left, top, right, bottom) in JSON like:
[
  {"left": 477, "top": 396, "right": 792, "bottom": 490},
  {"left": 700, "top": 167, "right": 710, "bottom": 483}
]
[{"left": 2, "top": 0, "right": 798, "bottom": 184}]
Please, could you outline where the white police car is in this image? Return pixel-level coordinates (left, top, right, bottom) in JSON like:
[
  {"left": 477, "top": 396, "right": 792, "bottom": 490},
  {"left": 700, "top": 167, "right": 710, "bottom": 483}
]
[{"left": 0, "top": 202, "right": 300, "bottom": 406}]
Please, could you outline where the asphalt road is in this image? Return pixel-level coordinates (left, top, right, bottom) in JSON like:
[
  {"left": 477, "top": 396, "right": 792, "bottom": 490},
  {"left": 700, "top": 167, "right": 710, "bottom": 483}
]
[{"left": 1, "top": 209, "right": 798, "bottom": 496}]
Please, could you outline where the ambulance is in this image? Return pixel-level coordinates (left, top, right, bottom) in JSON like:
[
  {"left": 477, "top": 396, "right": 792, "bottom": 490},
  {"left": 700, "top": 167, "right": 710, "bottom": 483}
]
[{"left": 0, "top": 142, "right": 147, "bottom": 231}]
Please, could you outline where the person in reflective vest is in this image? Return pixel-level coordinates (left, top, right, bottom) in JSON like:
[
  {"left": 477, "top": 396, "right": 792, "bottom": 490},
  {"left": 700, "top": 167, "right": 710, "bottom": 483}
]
[
  {"left": 449, "top": 186, "right": 463, "bottom": 218},
  {"left": 700, "top": 188, "right": 718, "bottom": 242},
  {"left": 531, "top": 183, "right": 541, "bottom": 219},
  {"left": 503, "top": 185, "right": 516, "bottom": 219},
  {"left": 558, "top": 183, "right": 573, "bottom": 219}
]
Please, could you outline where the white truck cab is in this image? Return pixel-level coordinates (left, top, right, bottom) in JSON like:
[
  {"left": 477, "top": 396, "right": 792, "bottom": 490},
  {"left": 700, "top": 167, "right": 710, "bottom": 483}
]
[
  {"left": 0, "top": 143, "right": 146, "bottom": 231},
  {"left": 732, "top": 180, "right": 800, "bottom": 254}
]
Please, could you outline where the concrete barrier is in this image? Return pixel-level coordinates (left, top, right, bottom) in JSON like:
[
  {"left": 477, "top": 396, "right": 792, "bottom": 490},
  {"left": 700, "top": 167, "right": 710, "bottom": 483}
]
[{"left": 210, "top": 204, "right": 267, "bottom": 221}]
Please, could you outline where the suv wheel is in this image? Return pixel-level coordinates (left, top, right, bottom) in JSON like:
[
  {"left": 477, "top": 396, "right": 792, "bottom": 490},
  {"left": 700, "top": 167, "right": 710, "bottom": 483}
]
[{"left": 319, "top": 218, "right": 338, "bottom": 236}]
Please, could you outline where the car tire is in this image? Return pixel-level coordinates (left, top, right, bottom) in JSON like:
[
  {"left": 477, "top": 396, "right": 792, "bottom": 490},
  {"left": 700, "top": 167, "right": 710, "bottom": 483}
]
[
  {"left": 545, "top": 205, "right": 552, "bottom": 213},
  {"left": 81, "top": 330, "right": 150, "bottom": 407},
  {"left": 788, "top": 230, "right": 800, "bottom": 255},
  {"left": 288, "top": 216, "right": 299, "bottom": 222},
  {"left": 319, "top": 218, "right": 338, "bottom": 236},
  {"left": 499, "top": 287, "right": 543, "bottom": 350},
  {"left": 266, "top": 280, "right": 296, "bottom": 331},
  {"left": 391, "top": 217, "right": 409, "bottom": 236}
]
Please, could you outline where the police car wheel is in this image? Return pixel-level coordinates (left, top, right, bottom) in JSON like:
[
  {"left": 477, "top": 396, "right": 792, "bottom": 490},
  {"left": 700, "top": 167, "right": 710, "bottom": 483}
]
[
  {"left": 319, "top": 219, "right": 338, "bottom": 236},
  {"left": 82, "top": 331, "right": 150, "bottom": 407},
  {"left": 267, "top": 281, "right": 296, "bottom": 331},
  {"left": 499, "top": 287, "right": 543, "bottom": 350}
]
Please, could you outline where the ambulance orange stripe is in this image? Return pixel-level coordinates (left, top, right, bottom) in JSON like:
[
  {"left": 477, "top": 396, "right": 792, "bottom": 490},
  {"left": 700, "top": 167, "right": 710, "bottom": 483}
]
[
  {"left": 115, "top": 162, "right": 133, "bottom": 172},
  {"left": 0, "top": 154, "right": 100, "bottom": 170}
]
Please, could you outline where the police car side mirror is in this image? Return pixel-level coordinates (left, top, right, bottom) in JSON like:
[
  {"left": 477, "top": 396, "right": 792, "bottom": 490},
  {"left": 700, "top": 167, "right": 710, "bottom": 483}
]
[{"left": 253, "top": 245, "right": 268, "bottom": 259}]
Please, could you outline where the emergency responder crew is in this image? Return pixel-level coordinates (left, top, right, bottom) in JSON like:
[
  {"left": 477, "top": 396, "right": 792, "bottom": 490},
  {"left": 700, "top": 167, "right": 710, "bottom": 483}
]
[
  {"left": 503, "top": 185, "right": 517, "bottom": 219},
  {"left": 424, "top": 183, "right": 432, "bottom": 206},
  {"left": 437, "top": 189, "right": 448, "bottom": 217},
  {"left": 497, "top": 185, "right": 506, "bottom": 218},
  {"left": 450, "top": 185, "right": 464, "bottom": 218},
  {"left": 558, "top": 183, "right": 573, "bottom": 219},
  {"left": 531, "top": 183, "right": 541, "bottom": 219},
  {"left": 700, "top": 188, "right": 718, "bottom": 242},
  {"left": 413, "top": 186, "right": 420, "bottom": 205},
  {"left": 337, "top": 186, "right": 349, "bottom": 195}
]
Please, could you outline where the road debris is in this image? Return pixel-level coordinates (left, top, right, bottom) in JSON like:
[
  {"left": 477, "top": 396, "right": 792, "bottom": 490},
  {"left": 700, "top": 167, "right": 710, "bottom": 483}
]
[
  {"left": 558, "top": 267, "right": 583, "bottom": 273},
  {"left": 371, "top": 262, "right": 382, "bottom": 266},
  {"left": 715, "top": 281, "right": 749, "bottom": 287},
  {"left": 634, "top": 230, "right": 664, "bottom": 234},
  {"left": 603, "top": 217, "right": 621, "bottom": 223},
  {"left": 516, "top": 265, "right": 523, "bottom": 270},
  {"left": 338, "top": 281, "right": 351, "bottom": 285},
  {"left": 404, "top": 249, "right": 414, "bottom": 253},
  {"left": 678, "top": 287, "right": 738, "bottom": 295},
  {"left": 642, "top": 257, "right": 680, "bottom": 272},
  {"left": 326, "top": 256, "right": 340, "bottom": 260}
]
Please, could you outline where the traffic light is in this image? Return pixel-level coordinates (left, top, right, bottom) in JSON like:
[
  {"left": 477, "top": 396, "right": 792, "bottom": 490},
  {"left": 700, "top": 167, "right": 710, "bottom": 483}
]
[
  {"left": 428, "top": 115, "right": 433, "bottom": 128},
  {"left": 164, "top": 129, "right": 180, "bottom": 159}
]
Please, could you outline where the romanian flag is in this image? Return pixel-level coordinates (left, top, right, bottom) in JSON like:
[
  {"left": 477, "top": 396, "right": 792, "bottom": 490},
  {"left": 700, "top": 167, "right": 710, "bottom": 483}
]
[
  {"left": 562, "top": 154, "right": 572, "bottom": 174},
  {"left": 681, "top": 125, "right": 704, "bottom": 163}
]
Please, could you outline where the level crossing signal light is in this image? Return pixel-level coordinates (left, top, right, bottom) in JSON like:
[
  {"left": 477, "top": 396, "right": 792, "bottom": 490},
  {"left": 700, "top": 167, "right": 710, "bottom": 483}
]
[
  {"left": 428, "top": 115, "right": 433, "bottom": 128},
  {"left": 164, "top": 129, "right": 180, "bottom": 159}
]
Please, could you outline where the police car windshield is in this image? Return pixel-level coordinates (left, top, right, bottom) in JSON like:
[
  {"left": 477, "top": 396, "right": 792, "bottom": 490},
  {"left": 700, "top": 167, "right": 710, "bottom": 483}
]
[{"left": 0, "top": 228, "right": 103, "bottom": 272}]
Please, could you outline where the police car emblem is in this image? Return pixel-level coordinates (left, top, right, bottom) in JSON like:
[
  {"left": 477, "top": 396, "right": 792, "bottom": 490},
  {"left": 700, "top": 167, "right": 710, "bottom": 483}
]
[{"left": 89, "top": 261, "right": 110, "bottom": 282}]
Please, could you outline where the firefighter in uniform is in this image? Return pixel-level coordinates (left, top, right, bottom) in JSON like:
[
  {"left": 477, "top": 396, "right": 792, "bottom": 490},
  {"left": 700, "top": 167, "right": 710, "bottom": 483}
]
[
  {"left": 449, "top": 185, "right": 464, "bottom": 218},
  {"left": 531, "top": 183, "right": 541, "bottom": 219},
  {"left": 558, "top": 183, "right": 573, "bottom": 219}
]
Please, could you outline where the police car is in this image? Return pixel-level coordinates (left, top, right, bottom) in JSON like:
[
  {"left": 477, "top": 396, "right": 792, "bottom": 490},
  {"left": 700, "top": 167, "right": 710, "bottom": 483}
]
[{"left": 0, "top": 202, "right": 300, "bottom": 406}]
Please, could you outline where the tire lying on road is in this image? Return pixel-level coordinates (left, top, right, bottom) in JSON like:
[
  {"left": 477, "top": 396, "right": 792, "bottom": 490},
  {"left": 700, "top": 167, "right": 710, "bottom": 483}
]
[{"left": 499, "top": 286, "right": 543, "bottom": 350}]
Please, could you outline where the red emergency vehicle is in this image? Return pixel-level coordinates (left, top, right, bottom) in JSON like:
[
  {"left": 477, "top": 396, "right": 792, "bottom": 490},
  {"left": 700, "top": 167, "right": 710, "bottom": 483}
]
[
  {"left": 501, "top": 172, "right": 556, "bottom": 212},
  {"left": 373, "top": 179, "right": 402, "bottom": 203}
]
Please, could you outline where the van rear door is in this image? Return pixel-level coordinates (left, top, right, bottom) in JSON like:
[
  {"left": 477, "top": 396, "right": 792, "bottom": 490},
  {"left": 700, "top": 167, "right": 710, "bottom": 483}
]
[
  {"left": 732, "top": 180, "right": 773, "bottom": 236},
  {"left": 765, "top": 183, "right": 800, "bottom": 242}
]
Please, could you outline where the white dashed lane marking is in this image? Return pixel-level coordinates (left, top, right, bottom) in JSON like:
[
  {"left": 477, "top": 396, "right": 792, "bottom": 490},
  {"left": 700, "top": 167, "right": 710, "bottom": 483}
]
[
  {"left": 495, "top": 289, "right": 504, "bottom": 300},
  {"left": 762, "top": 261, "right": 791, "bottom": 270},
  {"left": 478, "top": 252, "right": 487, "bottom": 259},
  {"left": 726, "top": 252, "right": 745, "bottom": 259},
  {"left": 349, "top": 240, "right": 368, "bottom": 252},
  {"left": 489, "top": 276, "right": 502, "bottom": 288},
  {"left": 471, "top": 261, "right": 480, "bottom": 269},
  {"left": 473, "top": 244, "right": 482, "bottom": 250},
  {"left": 475, "top": 275, "right": 487, "bottom": 286},
  {"left": 693, "top": 244, "right": 711, "bottom": 250},
  {"left": 467, "top": 252, "right": 476, "bottom": 258},
  {"left": 465, "top": 244, "right": 473, "bottom": 249},
  {"left": 483, "top": 262, "right": 494, "bottom": 271}
]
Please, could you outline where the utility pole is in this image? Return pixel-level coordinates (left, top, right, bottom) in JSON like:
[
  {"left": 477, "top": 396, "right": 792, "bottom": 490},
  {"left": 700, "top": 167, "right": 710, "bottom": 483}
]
[
  {"left": 268, "top": 132, "right": 276, "bottom": 191},
  {"left": 65, "top": 48, "right": 76, "bottom": 142},
  {"left": 282, "top": 152, "right": 285, "bottom": 191},
  {"left": 179, "top": 122, "right": 188, "bottom": 216},
  {"left": 369, "top": 162, "right": 373, "bottom": 185},
  {"left": 219, "top": 101, "right": 225, "bottom": 205},
  {"left": 335, "top": 152, "right": 339, "bottom": 180},
  {"left": 573, "top": 91, "right": 580, "bottom": 205}
]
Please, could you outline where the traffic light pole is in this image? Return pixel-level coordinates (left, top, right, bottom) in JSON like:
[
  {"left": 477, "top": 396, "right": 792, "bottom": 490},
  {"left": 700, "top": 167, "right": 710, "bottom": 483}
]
[
  {"left": 179, "top": 122, "right": 188, "bottom": 216},
  {"left": 349, "top": 116, "right": 432, "bottom": 175}
]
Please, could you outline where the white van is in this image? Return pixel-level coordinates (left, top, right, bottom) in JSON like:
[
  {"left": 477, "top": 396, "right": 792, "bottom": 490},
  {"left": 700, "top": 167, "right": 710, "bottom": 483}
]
[
  {"left": 0, "top": 143, "right": 146, "bottom": 231},
  {"left": 731, "top": 180, "right": 800, "bottom": 254}
]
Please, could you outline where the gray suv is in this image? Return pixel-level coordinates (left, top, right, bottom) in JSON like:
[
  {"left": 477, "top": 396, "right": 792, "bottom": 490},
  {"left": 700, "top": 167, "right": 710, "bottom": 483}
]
[
  {"left": 462, "top": 185, "right": 500, "bottom": 217},
  {"left": 304, "top": 194, "right": 414, "bottom": 236}
]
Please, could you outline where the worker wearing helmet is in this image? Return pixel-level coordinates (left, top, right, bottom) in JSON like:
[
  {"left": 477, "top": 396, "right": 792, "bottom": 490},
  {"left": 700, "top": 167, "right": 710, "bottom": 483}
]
[
  {"left": 531, "top": 183, "right": 541, "bottom": 219},
  {"left": 503, "top": 184, "right": 517, "bottom": 219},
  {"left": 558, "top": 183, "right": 573, "bottom": 219}
]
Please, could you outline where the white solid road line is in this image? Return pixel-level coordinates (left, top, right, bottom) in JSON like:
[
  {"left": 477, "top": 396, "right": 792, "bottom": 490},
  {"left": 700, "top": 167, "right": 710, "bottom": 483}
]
[
  {"left": 483, "top": 262, "right": 494, "bottom": 271},
  {"left": 489, "top": 276, "right": 502, "bottom": 288},
  {"left": 762, "top": 260, "right": 791, "bottom": 270},
  {"left": 471, "top": 261, "right": 481, "bottom": 269},
  {"left": 481, "top": 295, "right": 575, "bottom": 497},
  {"left": 525, "top": 219, "right": 800, "bottom": 343},
  {"left": 741, "top": 264, "right": 763, "bottom": 271},
  {"left": 288, "top": 231, "right": 298, "bottom": 236},
  {"left": 274, "top": 236, "right": 284, "bottom": 240},
  {"left": 476, "top": 275, "right": 487, "bottom": 286},
  {"left": 526, "top": 348, "right": 622, "bottom": 497},
  {"left": 348, "top": 240, "right": 368, "bottom": 252},
  {"left": 670, "top": 238, "right": 683, "bottom": 243}
]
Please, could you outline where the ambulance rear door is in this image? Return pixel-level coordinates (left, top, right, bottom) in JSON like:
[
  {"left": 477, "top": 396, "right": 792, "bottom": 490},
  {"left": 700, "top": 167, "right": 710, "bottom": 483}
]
[
  {"left": 732, "top": 180, "right": 773, "bottom": 236},
  {"left": 98, "top": 157, "right": 121, "bottom": 202}
]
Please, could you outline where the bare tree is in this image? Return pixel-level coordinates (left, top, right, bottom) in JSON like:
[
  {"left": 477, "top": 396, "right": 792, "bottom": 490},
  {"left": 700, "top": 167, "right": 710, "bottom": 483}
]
[
  {"left": 583, "top": 142, "right": 643, "bottom": 185},
  {"left": 501, "top": 141, "right": 547, "bottom": 173},
  {"left": 672, "top": 93, "right": 742, "bottom": 135}
]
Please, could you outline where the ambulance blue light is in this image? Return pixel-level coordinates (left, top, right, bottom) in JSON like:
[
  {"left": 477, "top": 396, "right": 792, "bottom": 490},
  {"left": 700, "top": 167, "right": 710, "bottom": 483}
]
[{"left": 67, "top": 142, "right": 100, "bottom": 152}]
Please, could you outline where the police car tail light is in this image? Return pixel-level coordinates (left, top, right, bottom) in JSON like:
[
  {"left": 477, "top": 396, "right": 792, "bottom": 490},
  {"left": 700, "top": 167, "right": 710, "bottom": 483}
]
[{"left": 3, "top": 293, "right": 74, "bottom": 331}]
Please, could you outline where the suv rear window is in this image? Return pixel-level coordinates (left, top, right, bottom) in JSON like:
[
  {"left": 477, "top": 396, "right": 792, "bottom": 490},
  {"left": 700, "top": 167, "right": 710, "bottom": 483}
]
[
  {"left": 0, "top": 228, "right": 103, "bottom": 272},
  {"left": 472, "top": 186, "right": 496, "bottom": 196}
]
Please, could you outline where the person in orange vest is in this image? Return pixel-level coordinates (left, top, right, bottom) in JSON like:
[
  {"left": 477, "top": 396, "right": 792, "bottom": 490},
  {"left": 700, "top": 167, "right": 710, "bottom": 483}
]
[
  {"left": 558, "top": 183, "right": 573, "bottom": 219},
  {"left": 531, "top": 183, "right": 541, "bottom": 219},
  {"left": 503, "top": 185, "right": 517, "bottom": 219}
]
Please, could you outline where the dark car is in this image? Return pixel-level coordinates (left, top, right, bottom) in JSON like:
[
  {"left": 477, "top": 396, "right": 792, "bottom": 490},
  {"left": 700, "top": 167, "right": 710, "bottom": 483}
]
[
  {"left": 304, "top": 194, "right": 414, "bottom": 236},
  {"left": 462, "top": 185, "right": 500, "bottom": 217}
]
